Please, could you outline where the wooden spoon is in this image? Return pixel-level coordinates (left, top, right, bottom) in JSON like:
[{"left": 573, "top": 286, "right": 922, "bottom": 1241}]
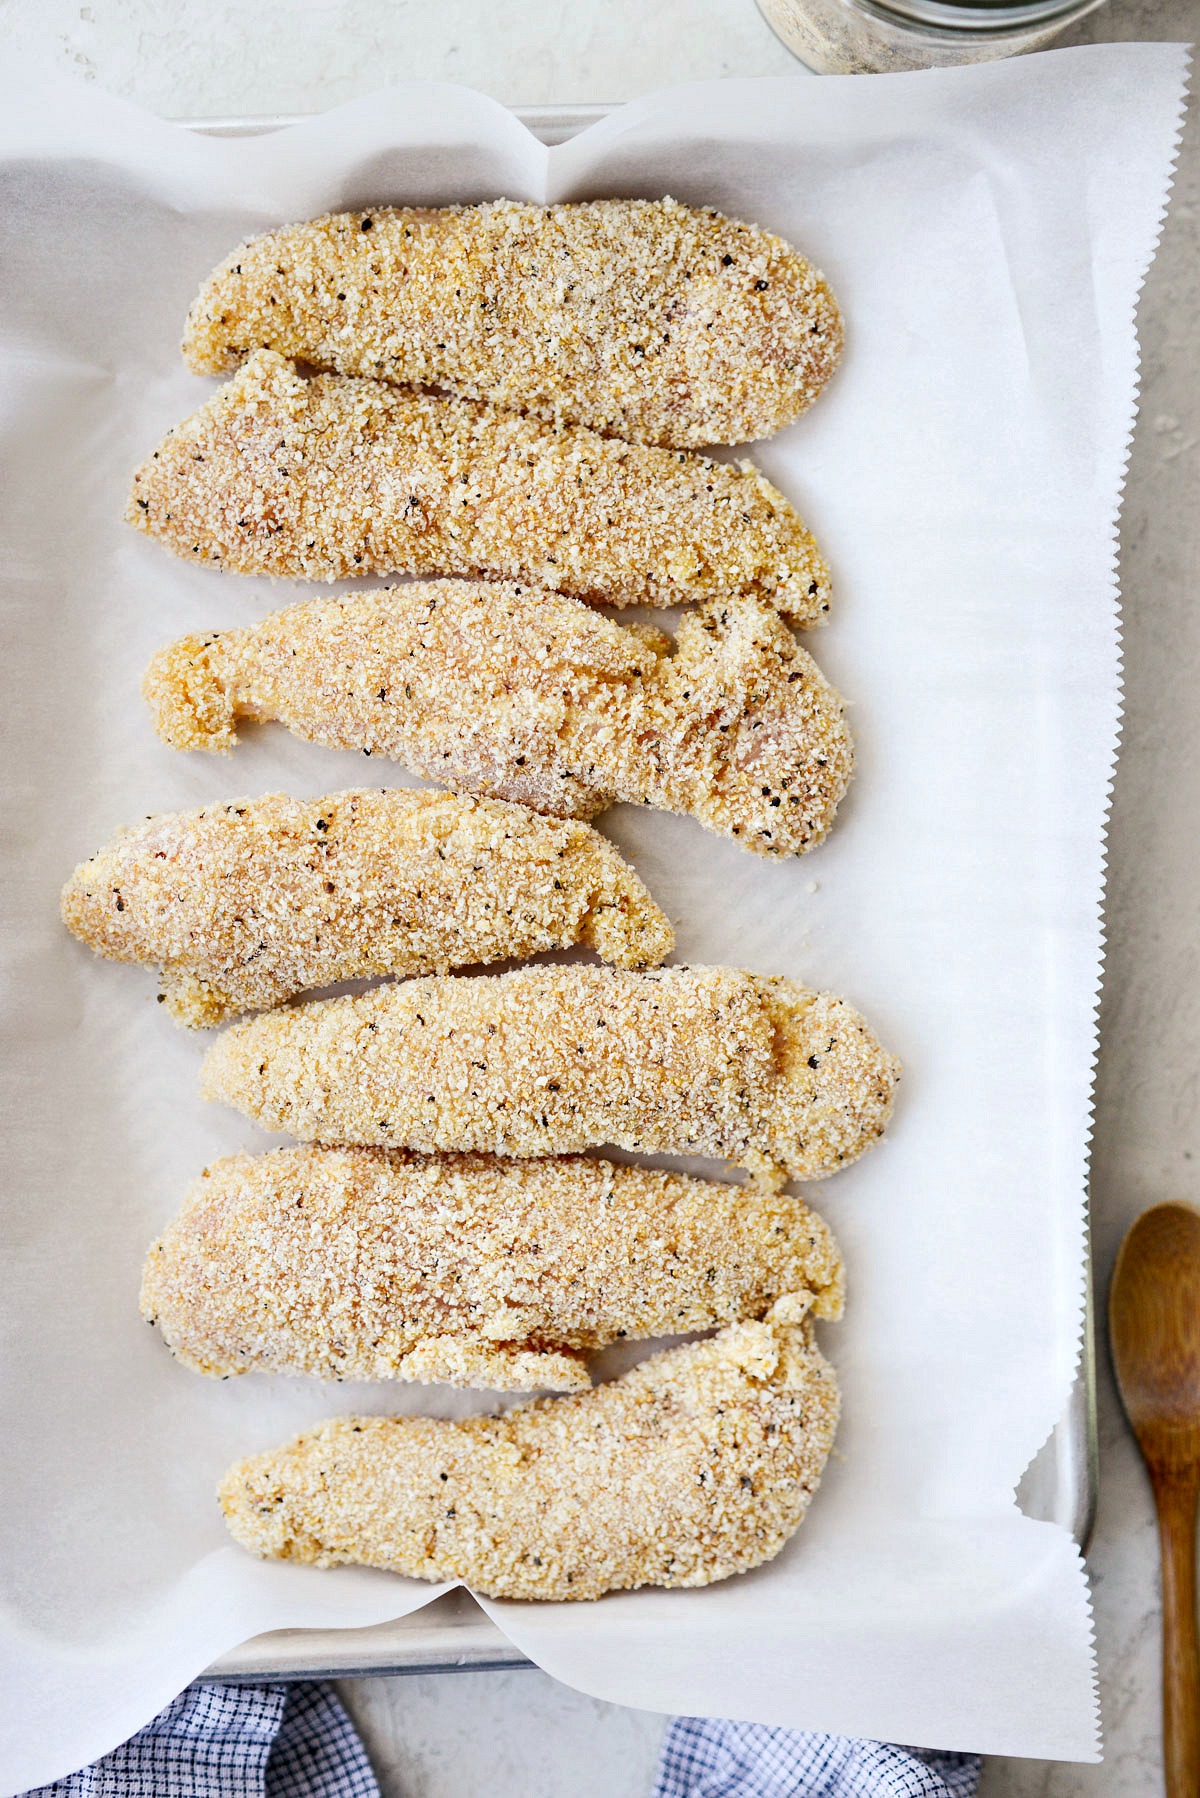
[{"left": 1110, "top": 1202, "right": 1200, "bottom": 1797}]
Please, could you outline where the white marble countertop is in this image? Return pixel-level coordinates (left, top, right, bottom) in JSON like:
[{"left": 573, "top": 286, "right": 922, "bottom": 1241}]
[{"left": 10, "top": 2, "right": 1197, "bottom": 1791}]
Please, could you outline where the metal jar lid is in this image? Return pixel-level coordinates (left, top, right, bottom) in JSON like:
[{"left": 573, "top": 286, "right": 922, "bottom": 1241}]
[{"left": 868, "top": 0, "right": 1100, "bottom": 28}]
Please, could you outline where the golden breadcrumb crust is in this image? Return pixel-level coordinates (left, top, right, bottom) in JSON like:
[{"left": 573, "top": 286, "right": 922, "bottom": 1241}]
[
  {"left": 141, "top": 1145, "right": 844, "bottom": 1388},
  {"left": 201, "top": 965, "right": 899, "bottom": 1188},
  {"left": 218, "top": 1303, "right": 840, "bottom": 1599},
  {"left": 127, "top": 351, "right": 830, "bottom": 626},
  {"left": 142, "top": 581, "right": 852, "bottom": 859},
  {"left": 60, "top": 787, "right": 671, "bottom": 1027},
  {"left": 182, "top": 199, "right": 843, "bottom": 448}
]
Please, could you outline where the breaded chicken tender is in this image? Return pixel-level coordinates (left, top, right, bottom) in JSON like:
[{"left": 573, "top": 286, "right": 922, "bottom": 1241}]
[
  {"left": 60, "top": 788, "right": 670, "bottom": 1028},
  {"left": 127, "top": 351, "right": 830, "bottom": 626},
  {"left": 200, "top": 965, "right": 899, "bottom": 1188},
  {"left": 143, "top": 582, "right": 852, "bottom": 858},
  {"left": 183, "top": 199, "right": 843, "bottom": 448},
  {"left": 219, "top": 1301, "right": 839, "bottom": 1598},
  {"left": 141, "top": 1145, "right": 844, "bottom": 1389}
]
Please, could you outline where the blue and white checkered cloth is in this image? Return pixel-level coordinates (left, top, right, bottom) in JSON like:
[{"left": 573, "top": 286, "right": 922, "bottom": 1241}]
[
  {"left": 22, "top": 1682, "right": 380, "bottom": 1798},
  {"left": 654, "top": 1719, "right": 982, "bottom": 1797},
  {"left": 21, "top": 1680, "right": 984, "bottom": 1797}
]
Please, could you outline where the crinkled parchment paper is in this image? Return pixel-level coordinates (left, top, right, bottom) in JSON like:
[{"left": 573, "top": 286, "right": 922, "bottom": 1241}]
[{"left": 0, "top": 45, "right": 1188, "bottom": 1787}]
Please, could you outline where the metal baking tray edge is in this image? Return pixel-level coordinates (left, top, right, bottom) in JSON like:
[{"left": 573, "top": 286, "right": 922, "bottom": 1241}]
[{"left": 178, "top": 101, "right": 1098, "bottom": 1679}]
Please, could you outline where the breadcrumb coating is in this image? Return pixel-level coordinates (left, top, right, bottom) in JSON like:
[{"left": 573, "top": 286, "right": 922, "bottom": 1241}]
[
  {"left": 141, "top": 1145, "right": 844, "bottom": 1388},
  {"left": 200, "top": 965, "right": 899, "bottom": 1188},
  {"left": 142, "top": 581, "right": 852, "bottom": 858},
  {"left": 182, "top": 199, "right": 843, "bottom": 449},
  {"left": 60, "top": 787, "right": 670, "bottom": 1027},
  {"left": 218, "top": 1302, "right": 839, "bottom": 1599},
  {"left": 127, "top": 351, "right": 830, "bottom": 626}
]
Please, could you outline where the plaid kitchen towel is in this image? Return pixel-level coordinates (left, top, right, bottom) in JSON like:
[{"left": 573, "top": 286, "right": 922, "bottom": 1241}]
[
  {"left": 654, "top": 1719, "right": 982, "bottom": 1797},
  {"left": 22, "top": 1682, "right": 380, "bottom": 1798},
  {"left": 21, "top": 1680, "right": 985, "bottom": 1796}
]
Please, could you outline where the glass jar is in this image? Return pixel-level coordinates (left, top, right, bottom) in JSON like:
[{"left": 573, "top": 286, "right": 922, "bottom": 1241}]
[{"left": 756, "top": 0, "right": 1108, "bottom": 73}]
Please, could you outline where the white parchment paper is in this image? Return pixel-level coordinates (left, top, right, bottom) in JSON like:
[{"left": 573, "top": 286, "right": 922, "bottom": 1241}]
[{"left": 0, "top": 46, "right": 1188, "bottom": 1786}]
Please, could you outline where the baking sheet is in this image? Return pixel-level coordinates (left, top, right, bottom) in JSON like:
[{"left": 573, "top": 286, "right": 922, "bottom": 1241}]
[{"left": 0, "top": 46, "right": 1187, "bottom": 1787}]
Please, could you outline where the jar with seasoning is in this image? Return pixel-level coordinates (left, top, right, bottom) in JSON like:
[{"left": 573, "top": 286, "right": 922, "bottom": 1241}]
[{"left": 755, "top": 0, "right": 1108, "bottom": 73}]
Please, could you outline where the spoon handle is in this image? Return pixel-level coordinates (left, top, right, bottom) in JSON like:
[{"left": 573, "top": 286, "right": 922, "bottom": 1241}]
[{"left": 1152, "top": 1469, "right": 1200, "bottom": 1798}]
